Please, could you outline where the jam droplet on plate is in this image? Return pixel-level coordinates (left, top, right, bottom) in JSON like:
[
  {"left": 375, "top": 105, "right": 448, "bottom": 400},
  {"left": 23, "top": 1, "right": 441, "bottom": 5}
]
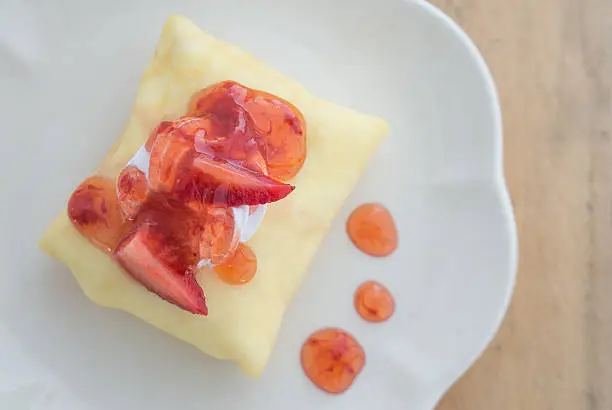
[
  {"left": 354, "top": 281, "right": 395, "bottom": 323},
  {"left": 214, "top": 243, "right": 257, "bottom": 285},
  {"left": 346, "top": 203, "right": 398, "bottom": 257},
  {"left": 67, "top": 175, "right": 129, "bottom": 253},
  {"left": 300, "top": 328, "right": 366, "bottom": 394}
]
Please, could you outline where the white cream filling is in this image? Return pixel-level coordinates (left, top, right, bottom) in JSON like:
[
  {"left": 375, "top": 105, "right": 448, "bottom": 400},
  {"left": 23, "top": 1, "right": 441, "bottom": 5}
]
[
  {"left": 232, "top": 204, "right": 266, "bottom": 242},
  {"left": 125, "top": 145, "right": 266, "bottom": 266},
  {"left": 127, "top": 145, "right": 151, "bottom": 180}
]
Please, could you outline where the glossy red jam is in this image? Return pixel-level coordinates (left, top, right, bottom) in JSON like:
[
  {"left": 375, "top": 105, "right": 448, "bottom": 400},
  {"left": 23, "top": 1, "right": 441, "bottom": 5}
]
[
  {"left": 354, "top": 281, "right": 395, "bottom": 322},
  {"left": 189, "top": 81, "right": 307, "bottom": 181},
  {"left": 68, "top": 81, "right": 306, "bottom": 315},
  {"left": 214, "top": 243, "right": 257, "bottom": 285},
  {"left": 68, "top": 175, "right": 130, "bottom": 253},
  {"left": 346, "top": 203, "right": 398, "bottom": 257},
  {"left": 301, "top": 328, "right": 366, "bottom": 394}
]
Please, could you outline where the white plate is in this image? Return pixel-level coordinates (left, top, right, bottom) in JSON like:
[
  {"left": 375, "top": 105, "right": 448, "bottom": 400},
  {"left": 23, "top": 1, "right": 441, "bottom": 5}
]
[{"left": 0, "top": 0, "right": 517, "bottom": 409}]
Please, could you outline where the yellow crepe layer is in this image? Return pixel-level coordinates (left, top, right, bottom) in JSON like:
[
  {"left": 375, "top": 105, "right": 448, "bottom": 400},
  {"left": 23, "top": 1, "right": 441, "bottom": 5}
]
[{"left": 40, "top": 15, "right": 387, "bottom": 377}]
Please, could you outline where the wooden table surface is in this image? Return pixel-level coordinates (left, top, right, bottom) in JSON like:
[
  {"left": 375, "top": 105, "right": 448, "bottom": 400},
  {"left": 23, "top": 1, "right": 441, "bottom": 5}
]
[{"left": 428, "top": 0, "right": 612, "bottom": 409}]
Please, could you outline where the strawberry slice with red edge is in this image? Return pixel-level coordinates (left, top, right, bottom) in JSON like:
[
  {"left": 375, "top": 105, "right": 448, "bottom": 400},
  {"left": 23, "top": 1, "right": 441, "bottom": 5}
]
[
  {"left": 176, "top": 155, "right": 295, "bottom": 206},
  {"left": 116, "top": 225, "right": 208, "bottom": 315}
]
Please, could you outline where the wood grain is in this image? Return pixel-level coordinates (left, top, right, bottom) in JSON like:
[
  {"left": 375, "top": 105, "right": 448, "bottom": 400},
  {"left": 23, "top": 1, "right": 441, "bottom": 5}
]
[{"left": 428, "top": 0, "right": 612, "bottom": 409}]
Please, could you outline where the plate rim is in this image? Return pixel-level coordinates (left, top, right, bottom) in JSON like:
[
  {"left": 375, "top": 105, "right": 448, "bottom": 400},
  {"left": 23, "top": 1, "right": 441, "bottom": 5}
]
[
  {"left": 0, "top": 1, "right": 518, "bottom": 408},
  {"left": 407, "top": 0, "right": 518, "bottom": 406}
]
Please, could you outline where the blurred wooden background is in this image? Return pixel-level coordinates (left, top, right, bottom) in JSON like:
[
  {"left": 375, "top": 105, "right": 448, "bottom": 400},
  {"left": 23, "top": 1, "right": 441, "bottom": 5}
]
[{"left": 429, "top": 0, "right": 612, "bottom": 409}]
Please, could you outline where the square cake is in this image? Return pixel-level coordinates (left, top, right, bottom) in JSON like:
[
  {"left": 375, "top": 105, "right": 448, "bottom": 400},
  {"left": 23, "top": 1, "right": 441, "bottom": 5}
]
[{"left": 40, "top": 15, "right": 387, "bottom": 377}]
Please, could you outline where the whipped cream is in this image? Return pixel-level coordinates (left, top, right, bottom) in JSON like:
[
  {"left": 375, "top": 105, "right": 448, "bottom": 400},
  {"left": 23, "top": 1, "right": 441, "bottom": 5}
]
[
  {"left": 125, "top": 144, "right": 266, "bottom": 266},
  {"left": 127, "top": 145, "right": 151, "bottom": 179}
]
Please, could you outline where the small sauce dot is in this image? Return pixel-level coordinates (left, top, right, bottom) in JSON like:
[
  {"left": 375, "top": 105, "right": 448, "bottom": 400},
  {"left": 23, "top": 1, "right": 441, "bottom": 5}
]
[
  {"left": 214, "top": 243, "right": 257, "bottom": 285},
  {"left": 346, "top": 203, "right": 398, "bottom": 257},
  {"left": 354, "top": 281, "right": 395, "bottom": 323},
  {"left": 300, "top": 328, "right": 365, "bottom": 394}
]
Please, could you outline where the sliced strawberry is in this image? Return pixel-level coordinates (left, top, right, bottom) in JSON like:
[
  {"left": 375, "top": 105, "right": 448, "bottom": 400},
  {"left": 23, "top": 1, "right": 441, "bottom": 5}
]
[
  {"left": 116, "top": 225, "right": 208, "bottom": 315},
  {"left": 176, "top": 155, "right": 294, "bottom": 206},
  {"left": 132, "top": 191, "right": 205, "bottom": 262}
]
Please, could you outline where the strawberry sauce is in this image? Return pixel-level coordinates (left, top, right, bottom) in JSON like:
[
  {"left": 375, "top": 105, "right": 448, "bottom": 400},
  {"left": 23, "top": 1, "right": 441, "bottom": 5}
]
[
  {"left": 68, "top": 81, "right": 306, "bottom": 315},
  {"left": 354, "top": 281, "right": 395, "bottom": 323},
  {"left": 214, "top": 243, "right": 257, "bottom": 285},
  {"left": 346, "top": 203, "right": 398, "bottom": 257},
  {"left": 189, "top": 81, "right": 306, "bottom": 181},
  {"left": 301, "top": 328, "right": 366, "bottom": 394},
  {"left": 299, "top": 204, "right": 398, "bottom": 393}
]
